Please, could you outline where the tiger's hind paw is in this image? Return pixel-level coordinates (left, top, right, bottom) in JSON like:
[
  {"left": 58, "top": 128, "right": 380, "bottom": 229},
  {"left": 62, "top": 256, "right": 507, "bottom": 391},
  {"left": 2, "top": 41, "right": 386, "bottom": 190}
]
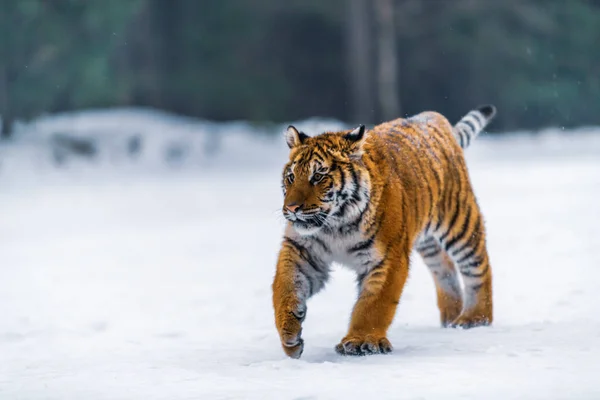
[
  {"left": 450, "top": 312, "right": 492, "bottom": 329},
  {"left": 439, "top": 298, "right": 463, "bottom": 328},
  {"left": 335, "top": 336, "right": 393, "bottom": 356}
]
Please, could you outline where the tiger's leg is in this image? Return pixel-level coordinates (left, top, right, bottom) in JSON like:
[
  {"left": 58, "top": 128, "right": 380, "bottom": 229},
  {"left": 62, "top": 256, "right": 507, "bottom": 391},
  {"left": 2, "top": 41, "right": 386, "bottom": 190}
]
[
  {"left": 438, "top": 200, "right": 493, "bottom": 328},
  {"left": 272, "top": 237, "right": 329, "bottom": 358},
  {"left": 335, "top": 244, "right": 409, "bottom": 356},
  {"left": 416, "top": 236, "right": 463, "bottom": 327}
]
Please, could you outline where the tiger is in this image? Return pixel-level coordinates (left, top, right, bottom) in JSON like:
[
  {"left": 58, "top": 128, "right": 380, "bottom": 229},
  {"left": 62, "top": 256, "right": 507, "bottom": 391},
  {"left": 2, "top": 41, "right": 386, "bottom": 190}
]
[{"left": 272, "top": 105, "right": 496, "bottom": 358}]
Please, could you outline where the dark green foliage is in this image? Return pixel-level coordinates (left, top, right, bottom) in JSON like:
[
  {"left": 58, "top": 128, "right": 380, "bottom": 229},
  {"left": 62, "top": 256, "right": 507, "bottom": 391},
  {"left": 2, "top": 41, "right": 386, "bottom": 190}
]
[
  {"left": 0, "top": 0, "right": 599, "bottom": 137},
  {"left": 0, "top": 0, "right": 140, "bottom": 137}
]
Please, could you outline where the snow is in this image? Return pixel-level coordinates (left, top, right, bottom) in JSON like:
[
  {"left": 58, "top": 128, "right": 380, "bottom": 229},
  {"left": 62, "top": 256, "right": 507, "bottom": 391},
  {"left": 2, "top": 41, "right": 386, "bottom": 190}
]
[{"left": 1, "top": 109, "right": 600, "bottom": 399}]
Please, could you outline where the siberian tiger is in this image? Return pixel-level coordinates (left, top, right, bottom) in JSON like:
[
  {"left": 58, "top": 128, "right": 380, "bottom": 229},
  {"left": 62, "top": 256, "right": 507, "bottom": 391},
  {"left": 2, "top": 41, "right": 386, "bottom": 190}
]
[{"left": 272, "top": 105, "right": 496, "bottom": 358}]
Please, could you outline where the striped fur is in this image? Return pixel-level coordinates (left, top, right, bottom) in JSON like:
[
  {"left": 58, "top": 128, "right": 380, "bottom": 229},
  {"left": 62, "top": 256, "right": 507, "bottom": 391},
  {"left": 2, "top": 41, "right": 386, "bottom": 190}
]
[
  {"left": 453, "top": 104, "right": 496, "bottom": 149},
  {"left": 272, "top": 107, "right": 496, "bottom": 358}
]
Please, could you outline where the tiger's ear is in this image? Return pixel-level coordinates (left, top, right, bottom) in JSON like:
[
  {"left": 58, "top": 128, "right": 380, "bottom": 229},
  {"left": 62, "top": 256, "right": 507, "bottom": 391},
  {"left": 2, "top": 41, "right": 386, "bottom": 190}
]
[
  {"left": 285, "top": 125, "right": 310, "bottom": 149},
  {"left": 344, "top": 125, "right": 367, "bottom": 158},
  {"left": 344, "top": 125, "right": 366, "bottom": 143}
]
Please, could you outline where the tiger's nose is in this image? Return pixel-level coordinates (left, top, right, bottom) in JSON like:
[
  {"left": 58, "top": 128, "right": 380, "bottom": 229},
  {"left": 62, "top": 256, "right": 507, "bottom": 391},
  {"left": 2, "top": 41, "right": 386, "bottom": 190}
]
[{"left": 285, "top": 203, "right": 303, "bottom": 213}]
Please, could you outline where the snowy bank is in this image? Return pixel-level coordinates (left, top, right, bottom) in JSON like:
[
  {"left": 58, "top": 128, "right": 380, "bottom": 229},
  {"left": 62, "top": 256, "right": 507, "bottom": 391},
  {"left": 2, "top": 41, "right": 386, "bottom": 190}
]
[{"left": 1, "top": 108, "right": 600, "bottom": 177}]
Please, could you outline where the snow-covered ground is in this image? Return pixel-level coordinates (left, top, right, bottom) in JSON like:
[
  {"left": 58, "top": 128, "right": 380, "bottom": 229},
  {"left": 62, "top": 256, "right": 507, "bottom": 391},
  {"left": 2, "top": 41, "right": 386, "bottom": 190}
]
[{"left": 1, "top": 110, "right": 600, "bottom": 399}]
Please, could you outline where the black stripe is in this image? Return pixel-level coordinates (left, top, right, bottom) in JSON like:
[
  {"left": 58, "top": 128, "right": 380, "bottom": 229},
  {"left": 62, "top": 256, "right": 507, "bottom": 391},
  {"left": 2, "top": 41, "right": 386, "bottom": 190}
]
[
  {"left": 284, "top": 236, "right": 309, "bottom": 256},
  {"left": 296, "top": 266, "right": 314, "bottom": 296},
  {"left": 456, "top": 129, "right": 465, "bottom": 148},
  {"left": 334, "top": 170, "right": 350, "bottom": 215},
  {"left": 349, "top": 236, "right": 375, "bottom": 253},
  {"left": 338, "top": 165, "right": 346, "bottom": 192},
  {"left": 471, "top": 111, "right": 485, "bottom": 126},
  {"left": 311, "top": 236, "right": 331, "bottom": 254},
  {"left": 304, "top": 150, "right": 314, "bottom": 165},
  {"left": 460, "top": 260, "right": 481, "bottom": 270},
  {"left": 456, "top": 248, "right": 476, "bottom": 264},
  {"left": 451, "top": 214, "right": 480, "bottom": 256},
  {"left": 418, "top": 243, "right": 438, "bottom": 253},
  {"left": 369, "top": 256, "right": 386, "bottom": 272},
  {"left": 421, "top": 247, "right": 441, "bottom": 258},
  {"left": 456, "top": 231, "right": 485, "bottom": 264},
  {"left": 417, "top": 235, "right": 436, "bottom": 247},
  {"left": 433, "top": 173, "right": 455, "bottom": 233},
  {"left": 354, "top": 190, "right": 371, "bottom": 223},
  {"left": 356, "top": 271, "right": 368, "bottom": 292},
  {"left": 439, "top": 197, "right": 461, "bottom": 242},
  {"left": 417, "top": 241, "right": 437, "bottom": 253},
  {"left": 469, "top": 282, "right": 484, "bottom": 292},
  {"left": 369, "top": 270, "right": 385, "bottom": 279},
  {"left": 461, "top": 262, "right": 489, "bottom": 278},
  {"left": 460, "top": 259, "right": 483, "bottom": 271},
  {"left": 334, "top": 165, "right": 359, "bottom": 218},
  {"left": 359, "top": 253, "right": 390, "bottom": 293},
  {"left": 333, "top": 202, "right": 347, "bottom": 218},
  {"left": 348, "top": 164, "right": 361, "bottom": 202},
  {"left": 312, "top": 152, "right": 324, "bottom": 164},
  {"left": 301, "top": 264, "right": 323, "bottom": 295},
  {"left": 284, "top": 236, "right": 305, "bottom": 252},
  {"left": 423, "top": 221, "right": 432, "bottom": 235},
  {"left": 283, "top": 237, "right": 325, "bottom": 274},
  {"left": 422, "top": 236, "right": 437, "bottom": 245},
  {"left": 463, "top": 118, "right": 477, "bottom": 134},
  {"left": 465, "top": 127, "right": 473, "bottom": 147},
  {"left": 444, "top": 204, "right": 472, "bottom": 252},
  {"left": 432, "top": 216, "right": 443, "bottom": 233}
]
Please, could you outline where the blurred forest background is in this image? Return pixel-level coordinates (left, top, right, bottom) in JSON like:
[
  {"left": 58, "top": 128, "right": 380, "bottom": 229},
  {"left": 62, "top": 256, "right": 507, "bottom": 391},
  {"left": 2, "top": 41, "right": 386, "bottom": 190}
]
[{"left": 1, "top": 0, "right": 599, "bottom": 139}]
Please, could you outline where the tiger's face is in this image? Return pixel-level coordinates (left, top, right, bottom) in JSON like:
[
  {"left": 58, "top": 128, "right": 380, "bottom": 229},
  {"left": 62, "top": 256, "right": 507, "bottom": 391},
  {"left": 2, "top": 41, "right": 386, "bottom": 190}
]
[{"left": 281, "top": 125, "right": 370, "bottom": 236}]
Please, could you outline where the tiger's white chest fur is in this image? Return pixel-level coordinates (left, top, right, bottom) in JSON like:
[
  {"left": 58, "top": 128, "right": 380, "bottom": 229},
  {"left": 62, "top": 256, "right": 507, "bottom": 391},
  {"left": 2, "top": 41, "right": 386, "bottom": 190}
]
[{"left": 309, "top": 228, "right": 381, "bottom": 277}]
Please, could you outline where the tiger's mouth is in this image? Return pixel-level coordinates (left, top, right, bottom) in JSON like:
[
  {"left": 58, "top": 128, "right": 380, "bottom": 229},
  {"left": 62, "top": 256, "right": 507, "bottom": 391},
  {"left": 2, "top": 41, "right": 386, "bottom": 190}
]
[{"left": 284, "top": 209, "right": 330, "bottom": 233}]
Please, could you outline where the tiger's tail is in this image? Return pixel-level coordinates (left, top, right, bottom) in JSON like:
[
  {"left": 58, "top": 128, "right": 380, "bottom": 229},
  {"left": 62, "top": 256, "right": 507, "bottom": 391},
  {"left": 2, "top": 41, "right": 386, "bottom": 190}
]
[{"left": 453, "top": 105, "right": 497, "bottom": 149}]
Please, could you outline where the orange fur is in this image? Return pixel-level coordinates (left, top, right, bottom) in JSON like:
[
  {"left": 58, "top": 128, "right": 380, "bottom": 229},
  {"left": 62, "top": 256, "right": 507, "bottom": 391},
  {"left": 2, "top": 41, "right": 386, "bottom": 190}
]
[{"left": 273, "top": 109, "right": 494, "bottom": 358}]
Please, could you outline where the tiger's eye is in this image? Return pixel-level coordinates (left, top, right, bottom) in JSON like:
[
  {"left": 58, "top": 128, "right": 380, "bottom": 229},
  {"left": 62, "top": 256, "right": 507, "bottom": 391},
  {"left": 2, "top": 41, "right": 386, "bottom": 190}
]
[
  {"left": 313, "top": 173, "right": 323, "bottom": 182},
  {"left": 287, "top": 173, "right": 295, "bottom": 184}
]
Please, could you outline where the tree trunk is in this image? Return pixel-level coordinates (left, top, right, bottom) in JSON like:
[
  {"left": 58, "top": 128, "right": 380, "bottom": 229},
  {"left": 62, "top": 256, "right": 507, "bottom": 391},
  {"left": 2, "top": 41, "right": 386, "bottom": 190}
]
[
  {"left": 129, "top": 0, "right": 162, "bottom": 108},
  {"left": 374, "top": 0, "right": 401, "bottom": 121},
  {"left": 0, "top": 63, "right": 13, "bottom": 139},
  {"left": 151, "top": 0, "right": 176, "bottom": 111},
  {"left": 346, "top": 0, "right": 375, "bottom": 124}
]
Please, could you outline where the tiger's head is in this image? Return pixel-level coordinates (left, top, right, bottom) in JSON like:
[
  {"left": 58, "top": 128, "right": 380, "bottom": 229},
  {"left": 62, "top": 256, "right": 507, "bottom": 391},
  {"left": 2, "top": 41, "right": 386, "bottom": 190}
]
[{"left": 281, "top": 125, "right": 371, "bottom": 236}]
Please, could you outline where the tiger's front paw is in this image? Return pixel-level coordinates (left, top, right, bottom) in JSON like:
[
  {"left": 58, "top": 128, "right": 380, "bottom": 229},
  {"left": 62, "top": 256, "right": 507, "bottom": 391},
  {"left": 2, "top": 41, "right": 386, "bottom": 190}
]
[
  {"left": 278, "top": 311, "right": 305, "bottom": 359},
  {"left": 282, "top": 336, "right": 304, "bottom": 359},
  {"left": 335, "top": 335, "right": 393, "bottom": 356}
]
